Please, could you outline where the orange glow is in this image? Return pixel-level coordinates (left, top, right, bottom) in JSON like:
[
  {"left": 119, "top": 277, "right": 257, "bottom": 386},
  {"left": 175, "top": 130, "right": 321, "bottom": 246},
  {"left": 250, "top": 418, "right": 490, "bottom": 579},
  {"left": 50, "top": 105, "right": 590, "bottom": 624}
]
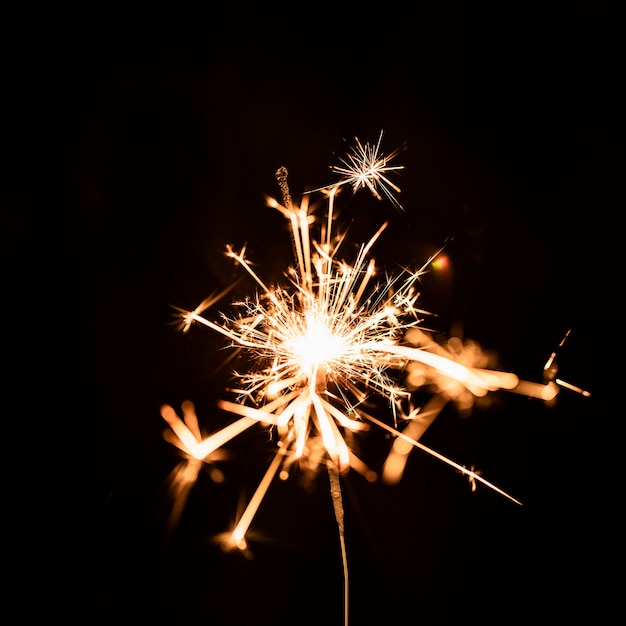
[{"left": 431, "top": 254, "right": 450, "bottom": 271}]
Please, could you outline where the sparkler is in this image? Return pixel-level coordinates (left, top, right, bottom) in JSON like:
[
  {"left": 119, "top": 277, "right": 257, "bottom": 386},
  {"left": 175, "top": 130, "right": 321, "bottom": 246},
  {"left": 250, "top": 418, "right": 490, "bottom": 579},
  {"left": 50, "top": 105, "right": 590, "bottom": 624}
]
[{"left": 160, "top": 132, "right": 588, "bottom": 625}]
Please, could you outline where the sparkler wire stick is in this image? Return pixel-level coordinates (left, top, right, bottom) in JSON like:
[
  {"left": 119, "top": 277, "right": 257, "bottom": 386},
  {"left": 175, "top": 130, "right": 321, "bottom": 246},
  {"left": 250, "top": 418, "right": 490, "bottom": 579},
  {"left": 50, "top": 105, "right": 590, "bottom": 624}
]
[{"left": 328, "top": 465, "right": 349, "bottom": 626}]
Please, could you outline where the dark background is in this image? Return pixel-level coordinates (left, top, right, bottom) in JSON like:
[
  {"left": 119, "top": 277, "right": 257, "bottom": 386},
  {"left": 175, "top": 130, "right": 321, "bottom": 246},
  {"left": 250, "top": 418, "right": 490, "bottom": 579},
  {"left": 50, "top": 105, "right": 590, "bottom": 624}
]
[{"left": 4, "top": 3, "right": 620, "bottom": 625}]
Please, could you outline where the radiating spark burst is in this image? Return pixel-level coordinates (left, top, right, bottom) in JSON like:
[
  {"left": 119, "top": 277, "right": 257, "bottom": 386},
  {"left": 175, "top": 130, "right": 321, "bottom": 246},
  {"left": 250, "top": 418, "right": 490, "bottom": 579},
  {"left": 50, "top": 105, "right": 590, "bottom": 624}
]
[
  {"left": 312, "top": 130, "right": 406, "bottom": 211},
  {"left": 159, "top": 133, "right": 588, "bottom": 626}
]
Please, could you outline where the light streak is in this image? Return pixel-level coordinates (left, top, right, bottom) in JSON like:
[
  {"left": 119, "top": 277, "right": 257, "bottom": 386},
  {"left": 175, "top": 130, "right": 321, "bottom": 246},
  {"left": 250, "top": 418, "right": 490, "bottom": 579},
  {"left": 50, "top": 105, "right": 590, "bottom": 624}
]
[{"left": 159, "top": 133, "right": 588, "bottom": 625}]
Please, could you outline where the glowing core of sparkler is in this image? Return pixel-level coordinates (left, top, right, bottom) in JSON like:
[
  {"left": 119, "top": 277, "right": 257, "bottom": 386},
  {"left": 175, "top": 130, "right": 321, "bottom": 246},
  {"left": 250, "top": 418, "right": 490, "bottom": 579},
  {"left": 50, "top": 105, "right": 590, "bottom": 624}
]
[{"left": 283, "top": 310, "right": 346, "bottom": 373}]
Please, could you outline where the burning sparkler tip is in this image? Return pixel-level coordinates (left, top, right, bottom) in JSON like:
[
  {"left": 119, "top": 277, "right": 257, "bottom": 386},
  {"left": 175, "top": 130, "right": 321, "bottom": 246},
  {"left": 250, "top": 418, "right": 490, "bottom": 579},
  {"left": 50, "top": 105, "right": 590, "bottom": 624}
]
[{"left": 275, "top": 165, "right": 293, "bottom": 210}]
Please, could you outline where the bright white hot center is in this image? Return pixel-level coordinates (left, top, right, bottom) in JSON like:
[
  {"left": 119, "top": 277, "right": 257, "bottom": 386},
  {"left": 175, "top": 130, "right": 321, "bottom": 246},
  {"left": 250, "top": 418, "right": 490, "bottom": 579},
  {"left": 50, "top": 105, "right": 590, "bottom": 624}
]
[{"left": 289, "top": 311, "right": 345, "bottom": 372}]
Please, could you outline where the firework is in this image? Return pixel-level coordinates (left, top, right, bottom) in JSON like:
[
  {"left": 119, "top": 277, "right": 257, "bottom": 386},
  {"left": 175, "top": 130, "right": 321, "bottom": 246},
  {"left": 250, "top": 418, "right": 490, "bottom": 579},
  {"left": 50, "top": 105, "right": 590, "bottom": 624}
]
[{"left": 160, "top": 133, "right": 587, "bottom": 625}]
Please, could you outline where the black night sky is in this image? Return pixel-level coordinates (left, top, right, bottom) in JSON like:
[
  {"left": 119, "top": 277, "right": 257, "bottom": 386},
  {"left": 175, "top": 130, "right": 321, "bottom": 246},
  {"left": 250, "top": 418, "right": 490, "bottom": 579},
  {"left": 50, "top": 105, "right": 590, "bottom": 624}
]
[{"left": 4, "top": 3, "right": 621, "bottom": 625}]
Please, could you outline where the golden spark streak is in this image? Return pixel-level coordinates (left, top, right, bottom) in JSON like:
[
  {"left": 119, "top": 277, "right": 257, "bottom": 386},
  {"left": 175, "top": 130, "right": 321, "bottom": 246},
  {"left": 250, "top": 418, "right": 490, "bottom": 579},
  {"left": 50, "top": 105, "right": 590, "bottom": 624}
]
[
  {"left": 364, "top": 412, "right": 523, "bottom": 506},
  {"left": 228, "top": 442, "right": 290, "bottom": 551},
  {"left": 555, "top": 379, "right": 592, "bottom": 397},
  {"left": 367, "top": 342, "right": 521, "bottom": 395}
]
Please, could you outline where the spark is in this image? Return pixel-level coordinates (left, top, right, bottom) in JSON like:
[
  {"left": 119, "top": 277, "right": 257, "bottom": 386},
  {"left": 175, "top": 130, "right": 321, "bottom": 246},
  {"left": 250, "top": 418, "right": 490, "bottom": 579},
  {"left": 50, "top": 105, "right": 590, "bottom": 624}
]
[
  {"left": 311, "top": 130, "right": 406, "bottom": 211},
  {"left": 160, "top": 400, "right": 228, "bottom": 534},
  {"left": 159, "top": 133, "right": 587, "bottom": 625}
]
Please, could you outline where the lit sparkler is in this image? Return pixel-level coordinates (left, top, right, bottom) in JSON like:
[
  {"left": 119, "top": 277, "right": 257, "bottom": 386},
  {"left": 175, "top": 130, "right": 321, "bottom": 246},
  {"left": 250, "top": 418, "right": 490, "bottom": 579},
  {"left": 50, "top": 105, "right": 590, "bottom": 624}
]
[{"left": 160, "top": 133, "right": 588, "bottom": 625}]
